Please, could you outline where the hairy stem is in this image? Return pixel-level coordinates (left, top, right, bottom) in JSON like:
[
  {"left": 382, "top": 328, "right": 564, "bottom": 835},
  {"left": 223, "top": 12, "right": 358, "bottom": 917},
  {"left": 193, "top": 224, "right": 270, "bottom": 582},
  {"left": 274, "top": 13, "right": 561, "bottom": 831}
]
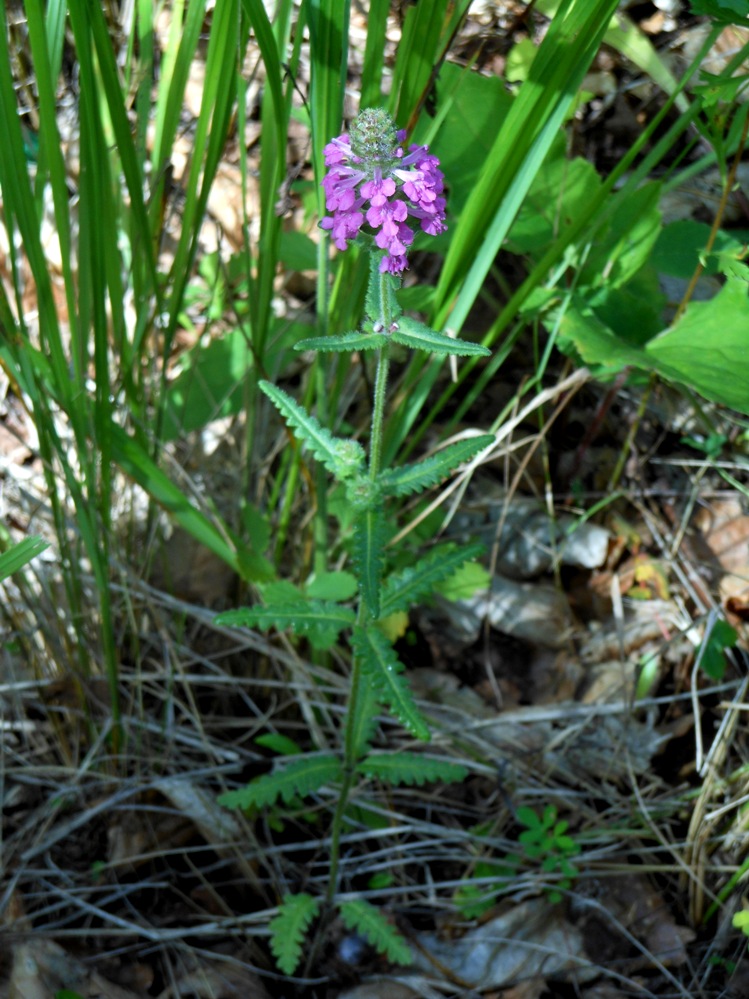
[{"left": 326, "top": 265, "right": 397, "bottom": 903}]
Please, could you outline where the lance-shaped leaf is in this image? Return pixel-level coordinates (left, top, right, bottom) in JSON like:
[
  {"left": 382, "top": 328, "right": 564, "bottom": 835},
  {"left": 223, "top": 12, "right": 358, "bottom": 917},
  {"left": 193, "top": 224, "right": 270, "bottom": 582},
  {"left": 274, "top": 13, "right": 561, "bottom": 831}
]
[
  {"left": 391, "top": 316, "right": 490, "bottom": 357},
  {"left": 352, "top": 506, "right": 386, "bottom": 619},
  {"left": 0, "top": 536, "right": 49, "bottom": 583},
  {"left": 338, "top": 898, "right": 412, "bottom": 965},
  {"left": 366, "top": 251, "right": 402, "bottom": 326},
  {"left": 357, "top": 752, "right": 468, "bottom": 786},
  {"left": 352, "top": 625, "right": 430, "bottom": 740},
  {"left": 260, "top": 380, "right": 366, "bottom": 479},
  {"left": 379, "top": 542, "right": 485, "bottom": 618},
  {"left": 295, "top": 331, "right": 388, "bottom": 352},
  {"left": 218, "top": 754, "right": 342, "bottom": 810},
  {"left": 379, "top": 434, "right": 495, "bottom": 497},
  {"left": 216, "top": 601, "right": 355, "bottom": 651},
  {"left": 347, "top": 675, "right": 381, "bottom": 760},
  {"left": 269, "top": 893, "right": 321, "bottom": 975}
]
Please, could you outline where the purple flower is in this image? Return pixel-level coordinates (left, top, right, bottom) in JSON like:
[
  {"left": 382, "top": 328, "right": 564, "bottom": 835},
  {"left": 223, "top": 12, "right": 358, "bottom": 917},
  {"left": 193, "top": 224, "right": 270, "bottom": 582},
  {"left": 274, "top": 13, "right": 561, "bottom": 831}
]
[{"left": 320, "top": 108, "right": 447, "bottom": 274}]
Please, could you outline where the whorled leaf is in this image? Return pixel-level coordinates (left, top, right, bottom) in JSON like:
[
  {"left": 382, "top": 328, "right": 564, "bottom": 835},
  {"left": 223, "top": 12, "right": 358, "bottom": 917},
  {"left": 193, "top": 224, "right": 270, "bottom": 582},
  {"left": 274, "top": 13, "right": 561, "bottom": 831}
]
[
  {"left": 338, "top": 898, "right": 412, "bottom": 965},
  {"left": 379, "top": 543, "right": 485, "bottom": 618},
  {"left": 218, "top": 755, "right": 342, "bottom": 810},
  {"left": 379, "top": 435, "right": 495, "bottom": 497},
  {"left": 391, "top": 316, "right": 490, "bottom": 357},
  {"left": 295, "top": 331, "right": 388, "bottom": 352},
  {"left": 269, "top": 893, "right": 321, "bottom": 975},
  {"left": 216, "top": 600, "right": 355, "bottom": 651},
  {"left": 260, "top": 380, "right": 366, "bottom": 479},
  {"left": 352, "top": 625, "right": 430, "bottom": 740},
  {"left": 357, "top": 752, "right": 468, "bottom": 786}
]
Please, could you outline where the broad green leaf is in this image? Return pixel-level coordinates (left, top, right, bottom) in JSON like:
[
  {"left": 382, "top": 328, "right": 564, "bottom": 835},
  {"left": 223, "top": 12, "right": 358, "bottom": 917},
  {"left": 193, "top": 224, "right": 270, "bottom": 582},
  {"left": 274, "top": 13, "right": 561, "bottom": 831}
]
[
  {"left": 306, "top": 570, "right": 358, "bottom": 602},
  {"left": 269, "top": 893, "right": 321, "bottom": 975},
  {"left": 352, "top": 625, "right": 430, "bottom": 741},
  {"left": 652, "top": 220, "right": 743, "bottom": 278},
  {"left": 357, "top": 753, "right": 468, "bottom": 786},
  {"left": 580, "top": 181, "right": 663, "bottom": 291},
  {"left": 0, "top": 536, "right": 49, "bottom": 582},
  {"left": 295, "top": 331, "right": 388, "bottom": 352},
  {"left": 338, "top": 898, "right": 412, "bottom": 966},
  {"left": 255, "top": 733, "right": 303, "bottom": 756},
  {"left": 558, "top": 304, "right": 655, "bottom": 374},
  {"left": 586, "top": 266, "right": 667, "bottom": 346},
  {"left": 379, "top": 435, "right": 495, "bottom": 497},
  {"left": 427, "top": 62, "right": 513, "bottom": 216},
  {"left": 260, "top": 380, "right": 366, "bottom": 479},
  {"left": 279, "top": 230, "right": 318, "bottom": 271},
  {"left": 506, "top": 146, "right": 602, "bottom": 255},
  {"left": 690, "top": 0, "right": 749, "bottom": 24},
  {"left": 699, "top": 618, "right": 738, "bottom": 680},
  {"left": 392, "top": 317, "right": 490, "bottom": 357},
  {"left": 435, "top": 559, "right": 491, "bottom": 601},
  {"left": 216, "top": 600, "right": 355, "bottom": 651},
  {"left": 218, "top": 755, "right": 342, "bottom": 810},
  {"left": 162, "top": 327, "right": 254, "bottom": 439},
  {"left": 646, "top": 277, "right": 749, "bottom": 413},
  {"left": 379, "top": 543, "right": 485, "bottom": 618}
]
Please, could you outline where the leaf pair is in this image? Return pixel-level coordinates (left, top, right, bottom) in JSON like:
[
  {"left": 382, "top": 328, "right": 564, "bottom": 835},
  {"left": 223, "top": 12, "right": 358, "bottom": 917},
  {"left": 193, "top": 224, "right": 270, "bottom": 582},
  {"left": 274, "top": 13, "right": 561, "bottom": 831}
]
[
  {"left": 218, "top": 749, "right": 467, "bottom": 811},
  {"left": 269, "top": 893, "right": 412, "bottom": 975}
]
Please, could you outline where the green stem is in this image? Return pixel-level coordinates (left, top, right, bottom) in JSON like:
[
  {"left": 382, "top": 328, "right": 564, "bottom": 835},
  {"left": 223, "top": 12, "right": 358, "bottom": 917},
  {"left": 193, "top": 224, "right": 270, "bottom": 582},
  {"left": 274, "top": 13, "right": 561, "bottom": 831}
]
[
  {"left": 326, "top": 259, "right": 396, "bottom": 903},
  {"left": 325, "top": 644, "right": 361, "bottom": 905},
  {"left": 369, "top": 344, "right": 390, "bottom": 480}
]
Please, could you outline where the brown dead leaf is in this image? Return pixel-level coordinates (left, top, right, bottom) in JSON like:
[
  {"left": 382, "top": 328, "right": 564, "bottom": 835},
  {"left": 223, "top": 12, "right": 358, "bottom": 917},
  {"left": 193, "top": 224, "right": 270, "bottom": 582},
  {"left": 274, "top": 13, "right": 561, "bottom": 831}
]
[
  {"left": 694, "top": 498, "right": 749, "bottom": 606},
  {"left": 576, "top": 875, "right": 695, "bottom": 969},
  {"left": 9, "top": 940, "right": 139, "bottom": 999},
  {"left": 156, "top": 959, "right": 272, "bottom": 999}
]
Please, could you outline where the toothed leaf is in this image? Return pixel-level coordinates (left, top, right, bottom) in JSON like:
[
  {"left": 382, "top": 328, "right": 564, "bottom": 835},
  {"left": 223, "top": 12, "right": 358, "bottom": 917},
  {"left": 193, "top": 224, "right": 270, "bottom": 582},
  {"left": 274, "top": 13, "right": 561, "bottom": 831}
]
[
  {"left": 379, "top": 435, "right": 495, "bottom": 497},
  {"left": 357, "top": 753, "right": 468, "bottom": 786},
  {"left": 216, "top": 601, "right": 355, "bottom": 651},
  {"left": 296, "top": 331, "right": 388, "bottom": 352},
  {"left": 352, "top": 625, "right": 430, "bottom": 740},
  {"left": 260, "top": 381, "right": 365, "bottom": 479},
  {"left": 348, "top": 677, "right": 381, "bottom": 759},
  {"left": 391, "top": 317, "right": 490, "bottom": 356},
  {"left": 269, "top": 893, "right": 320, "bottom": 975},
  {"left": 352, "top": 507, "right": 386, "bottom": 618},
  {"left": 380, "top": 543, "right": 485, "bottom": 618},
  {"left": 366, "top": 252, "right": 402, "bottom": 326},
  {"left": 218, "top": 755, "right": 342, "bottom": 810},
  {"left": 338, "top": 898, "right": 412, "bottom": 965}
]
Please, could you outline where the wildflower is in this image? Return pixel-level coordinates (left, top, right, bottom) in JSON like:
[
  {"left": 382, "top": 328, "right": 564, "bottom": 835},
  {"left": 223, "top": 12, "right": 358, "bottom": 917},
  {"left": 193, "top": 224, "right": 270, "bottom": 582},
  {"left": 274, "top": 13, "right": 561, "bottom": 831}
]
[{"left": 320, "top": 108, "right": 447, "bottom": 274}]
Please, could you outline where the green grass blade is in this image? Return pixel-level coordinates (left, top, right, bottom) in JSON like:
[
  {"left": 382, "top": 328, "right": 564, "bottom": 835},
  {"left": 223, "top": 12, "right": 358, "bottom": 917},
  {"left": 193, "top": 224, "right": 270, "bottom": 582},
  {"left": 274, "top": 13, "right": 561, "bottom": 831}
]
[
  {"left": 110, "top": 425, "right": 242, "bottom": 576},
  {"left": 0, "top": 537, "right": 50, "bottom": 583},
  {"left": 435, "top": 0, "right": 621, "bottom": 330}
]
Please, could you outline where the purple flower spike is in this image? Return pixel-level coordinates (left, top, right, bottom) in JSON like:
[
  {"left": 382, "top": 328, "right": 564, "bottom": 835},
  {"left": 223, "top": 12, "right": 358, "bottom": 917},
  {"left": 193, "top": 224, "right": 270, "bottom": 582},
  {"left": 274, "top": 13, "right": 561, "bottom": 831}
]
[{"left": 319, "top": 108, "right": 446, "bottom": 273}]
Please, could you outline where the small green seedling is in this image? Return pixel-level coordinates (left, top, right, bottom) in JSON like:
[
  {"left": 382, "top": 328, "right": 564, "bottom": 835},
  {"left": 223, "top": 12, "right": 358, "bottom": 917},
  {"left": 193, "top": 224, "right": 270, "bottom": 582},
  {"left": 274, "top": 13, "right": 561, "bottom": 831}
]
[{"left": 517, "top": 804, "right": 581, "bottom": 904}]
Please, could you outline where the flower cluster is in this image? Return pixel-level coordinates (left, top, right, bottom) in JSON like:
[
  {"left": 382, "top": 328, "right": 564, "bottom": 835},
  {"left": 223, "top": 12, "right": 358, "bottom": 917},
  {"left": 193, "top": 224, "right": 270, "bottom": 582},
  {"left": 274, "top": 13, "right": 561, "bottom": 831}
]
[{"left": 320, "top": 108, "right": 447, "bottom": 274}]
